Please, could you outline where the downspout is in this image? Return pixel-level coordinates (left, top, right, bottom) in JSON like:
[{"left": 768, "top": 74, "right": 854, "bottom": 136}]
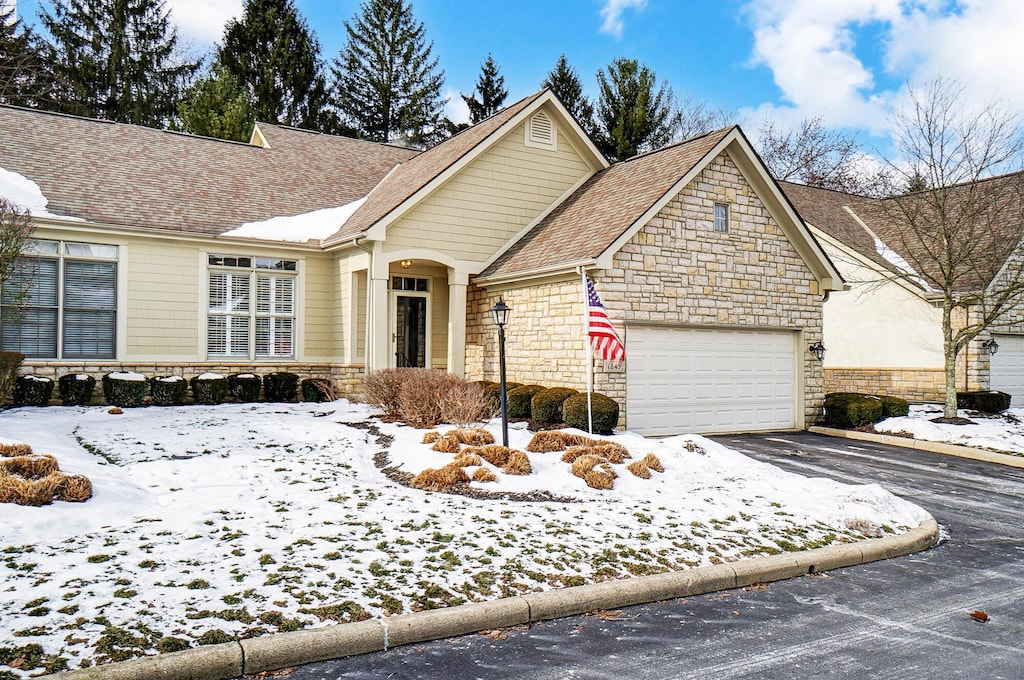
[{"left": 354, "top": 237, "right": 374, "bottom": 375}]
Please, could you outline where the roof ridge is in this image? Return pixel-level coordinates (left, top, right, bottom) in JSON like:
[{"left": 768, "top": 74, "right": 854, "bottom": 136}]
[
  {"left": 780, "top": 179, "right": 877, "bottom": 201},
  {"left": 617, "top": 125, "right": 734, "bottom": 165},
  {"left": 254, "top": 122, "right": 420, "bottom": 153},
  {"left": 884, "top": 168, "right": 1024, "bottom": 200},
  {"left": 0, "top": 103, "right": 116, "bottom": 126}
]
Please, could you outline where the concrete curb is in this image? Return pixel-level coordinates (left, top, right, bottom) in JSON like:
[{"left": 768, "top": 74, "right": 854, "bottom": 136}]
[
  {"left": 44, "top": 518, "right": 938, "bottom": 680},
  {"left": 809, "top": 426, "right": 1024, "bottom": 469}
]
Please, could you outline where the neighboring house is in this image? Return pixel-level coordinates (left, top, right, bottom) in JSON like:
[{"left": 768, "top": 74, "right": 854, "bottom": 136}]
[
  {"left": 0, "top": 90, "right": 843, "bottom": 435},
  {"left": 784, "top": 177, "right": 1024, "bottom": 405}
]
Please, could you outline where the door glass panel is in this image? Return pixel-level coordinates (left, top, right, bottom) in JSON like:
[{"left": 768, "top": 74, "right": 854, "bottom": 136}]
[{"left": 395, "top": 295, "right": 427, "bottom": 368}]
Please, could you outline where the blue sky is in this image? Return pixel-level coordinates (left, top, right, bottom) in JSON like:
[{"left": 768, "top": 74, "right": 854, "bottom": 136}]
[{"left": 12, "top": 0, "right": 1024, "bottom": 155}]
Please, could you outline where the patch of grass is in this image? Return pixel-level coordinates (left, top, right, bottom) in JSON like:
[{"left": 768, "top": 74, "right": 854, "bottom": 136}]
[
  {"left": 157, "top": 637, "right": 189, "bottom": 653},
  {"left": 86, "top": 554, "right": 112, "bottom": 564},
  {"left": 299, "top": 601, "right": 371, "bottom": 623},
  {"left": 186, "top": 579, "right": 210, "bottom": 590},
  {"left": 195, "top": 629, "right": 234, "bottom": 646}
]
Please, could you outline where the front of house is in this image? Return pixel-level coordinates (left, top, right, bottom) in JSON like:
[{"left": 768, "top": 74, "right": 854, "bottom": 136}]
[{"left": 0, "top": 90, "right": 843, "bottom": 434}]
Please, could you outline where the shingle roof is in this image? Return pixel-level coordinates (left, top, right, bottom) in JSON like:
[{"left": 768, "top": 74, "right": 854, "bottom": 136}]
[
  {"left": 0, "top": 105, "right": 417, "bottom": 236},
  {"left": 323, "top": 90, "right": 547, "bottom": 245},
  {"left": 480, "top": 127, "right": 733, "bottom": 279}
]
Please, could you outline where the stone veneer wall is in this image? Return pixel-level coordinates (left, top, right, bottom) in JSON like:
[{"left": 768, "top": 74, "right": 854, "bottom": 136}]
[
  {"left": 824, "top": 368, "right": 946, "bottom": 402},
  {"left": 468, "top": 151, "right": 827, "bottom": 430},
  {"left": 17, "top": 361, "right": 366, "bottom": 405}
]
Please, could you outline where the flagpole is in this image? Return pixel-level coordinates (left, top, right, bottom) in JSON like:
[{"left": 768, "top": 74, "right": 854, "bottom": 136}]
[{"left": 581, "top": 268, "right": 594, "bottom": 434}]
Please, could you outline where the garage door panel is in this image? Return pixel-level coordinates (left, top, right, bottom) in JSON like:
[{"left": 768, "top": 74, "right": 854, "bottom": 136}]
[
  {"left": 990, "top": 334, "right": 1024, "bottom": 406},
  {"left": 627, "top": 326, "right": 797, "bottom": 435}
]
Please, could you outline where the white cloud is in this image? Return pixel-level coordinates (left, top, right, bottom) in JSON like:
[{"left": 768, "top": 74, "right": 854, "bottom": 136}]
[
  {"left": 444, "top": 88, "right": 470, "bottom": 125},
  {"left": 165, "top": 0, "right": 243, "bottom": 46},
  {"left": 599, "top": 0, "right": 647, "bottom": 38}
]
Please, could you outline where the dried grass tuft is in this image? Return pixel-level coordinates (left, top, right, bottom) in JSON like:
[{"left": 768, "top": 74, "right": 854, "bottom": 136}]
[
  {"left": 626, "top": 460, "right": 651, "bottom": 479},
  {"left": 0, "top": 454, "right": 59, "bottom": 479},
  {"left": 471, "top": 467, "right": 498, "bottom": 483},
  {"left": 449, "top": 428, "right": 495, "bottom": 446},
  {"left": 591, "top": 443, "right": 631, "bottom": 463},
  {"left": 411, "top": 464, "right": 470, "bottom": 492},
  {"left": 571, "top": 454, "right": 602, "bottom": 479},
  {"left": 561, "top": 446, "right": 592, "bottom": 463},
  {"left": 475, "top": 445, "right": 511, "bottom": 468},
  {"left": 0, "top": 472, "right": 62, "bottom": 506},
  {"left": 502, "top": 450, "right": 532, "bottom": 476},
  {"left": 431, "top": 435, "right": 462, "bottom": 454},
  {"left": 584, "top": 470, "right": 614, "bottom": 490},
  {"left": 526, "top": 431, "right": 601, "bottom": 453},
  {"left": 421, "top": 431, "right": 441, "bottom": 444},
  {"left": 641, "top": 453, "right": 664, "bottom": 473},
  {"left": 599, "top": 462, "right": 618, "bottom": 479},
  {"left": 55, "top": 474, "right": 93, "bottom": 502},
  {"left": 452, "top": 452, "right": 482, "bottom": 467},
  {"left": 0, "top": 443, "right": 32, "bottom": 457}
]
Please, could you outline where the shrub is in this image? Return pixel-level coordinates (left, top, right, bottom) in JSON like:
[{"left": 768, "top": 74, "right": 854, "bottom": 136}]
[
  {"left": 102, "top": 372, "right": 148, "bottom": 407},
  {"left": 227, "top": 373, "right": 262, "bottom": 402},
  {"left": 0, "top": 351, "right": 23, "bottom": 405},
  {"left": 191, "top": 374, "right": 228, "bottom": 405},
  {"left": 264, "top": 373, "right": 299, "bottom": 402},
  {"left": 150, "top": 376, "right": 187, "bottom": 406},
  {"left": 822, "top": 392, "right": 884, "bottom": 428},
  {"left": 12, "top": 376, "right": 53, "bottom": 406},
  {"left": 362, "top": 369, "right": 406, "bottom": 418},
  {"left": 878, "top": 395, "right": 910, "bottom": 419},
  {"left": 59, "top": 374, "right": 95, "bottom": 406},
  {"left": 957, "top": 390, "right": 1011, "bottom": 414},
  {"left": 438, "top": 380, "right": 490, "bottom": 426},
  {"left": 531, "top": 387, "right": 579, "bottom": 424},
  {"left": 562, "top": 392, "right": 620, "bottom": 435},
  {"left": 482, "top": 382, "right": 522, "bottom": 412},
  {"left": 507, "top": 385, "right": 546, "bottom": 419},
  {"left": 302, "top": 378, "right": 336, "bottom": 403}
]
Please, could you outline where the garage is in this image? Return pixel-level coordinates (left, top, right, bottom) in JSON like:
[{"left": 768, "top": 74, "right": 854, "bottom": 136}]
[
  {"left": 989, "top": 334, "right": 1024, "bottom": 406},
  {"left": 626, "top": 326, "right": 798, "bottom": 436}
]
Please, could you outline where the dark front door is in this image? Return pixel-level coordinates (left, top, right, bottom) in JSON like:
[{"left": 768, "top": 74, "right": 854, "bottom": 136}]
[{"left": 395, "top": 295, "right": 427, "bottom": 367}]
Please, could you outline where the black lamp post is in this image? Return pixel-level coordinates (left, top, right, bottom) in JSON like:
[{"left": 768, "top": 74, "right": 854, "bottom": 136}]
[{"left": 490, "top": 297, "right": 511, "bottom": 447}]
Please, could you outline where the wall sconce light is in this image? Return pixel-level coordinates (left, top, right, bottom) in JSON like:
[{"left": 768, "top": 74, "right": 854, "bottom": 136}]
[
  {"left": 809, "top": 341, "right": 826, "bottom": 362},
  {"left": 400, "top": 260, "right": 413, "bottom": 269},
  {"left": 983, "top": 338, "right": 999, "bottom": 355}
]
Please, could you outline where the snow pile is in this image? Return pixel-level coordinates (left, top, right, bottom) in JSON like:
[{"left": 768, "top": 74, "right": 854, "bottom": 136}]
[
  {"left": 876, "top": 404, "right": 1024, "bottom": 455},
  {"left": 873, "top": 236, "right": 931, "bottom": 291},
  {"left": 0, "top": 166, "right": 84, "bottom": 221},
  {"left": 221, "top": 197, "right": 366, "bottom": 243}
]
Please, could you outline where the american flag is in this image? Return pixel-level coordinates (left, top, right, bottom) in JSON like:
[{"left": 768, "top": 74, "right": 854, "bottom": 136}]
[{"left": 585, "top": 276, "right": 625, "bottom": 365}]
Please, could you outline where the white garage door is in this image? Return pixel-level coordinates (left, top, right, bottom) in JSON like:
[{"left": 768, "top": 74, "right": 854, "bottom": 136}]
[
  {"left": 990, "top": 334, "right": 1024, "bottom": 406},
  {"left": 626, "top": 326, "right": 797, "bottom": 436}
]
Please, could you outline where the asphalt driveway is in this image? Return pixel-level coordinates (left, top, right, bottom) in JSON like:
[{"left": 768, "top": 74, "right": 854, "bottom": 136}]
[{"left": 267, "top": 432, "right": 1024, "bottom": 679}]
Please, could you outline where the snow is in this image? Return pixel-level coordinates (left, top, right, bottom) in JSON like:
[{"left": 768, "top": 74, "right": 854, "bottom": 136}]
[
  {"left": 153, "top": 375, "right": 184, "bottom": 382},
  {"left": 876, "top": 404, "right": 1024, "bottom": 455},
  {"left": 220, "top": 198, "right": 366, "bottom": 243},
  {"left": 106, "top": 372, "right": 147, "bottom": 382},
  {"left": 196, "top": 372, "right": 223, "bottom": 380},
  {"left": 0, "top": 401, "right": 931, "bottom": 675},
  {"left": 873, "top": 236, "right": 931, "bottom": 291},
  {"left": 0, "top": 166, "right": 85, "bottom": 222}
]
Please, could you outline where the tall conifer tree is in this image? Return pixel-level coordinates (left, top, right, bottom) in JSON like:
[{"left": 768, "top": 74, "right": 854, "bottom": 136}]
[
  {"left": 594, "top": 58, "right": 680, "bottom": 161},
  {"left": 461, "top": 53, "right": 506, "bottom": 124},
  {"left": 541, "top": 54, "right": 594, "bottom": 133},
  {"left": 40, "top": 0, "right": 198, "bottom": 127},
  {"left": 217, "top": 0, "right": 329, "bottom": 130},
  {"left": 1, "top": 5, "right": 58, "bottom": 108},
  {"left": 177, "top": 62, "right": 255, "bottom": 142},
  {"left": 331, "top": 0, "right": 446, "bottom": 146}
]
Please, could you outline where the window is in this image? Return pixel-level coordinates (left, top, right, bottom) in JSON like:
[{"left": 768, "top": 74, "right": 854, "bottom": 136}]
[
  {"left": 713, "top": 203, "right": 729, "bottom": 233},
  {"left": 392, "top": 276, "right": 429, "bottom": 292},
  {"left": 525, "top": 111, "right": 557, "bottom": 151},
  {"left": 0, "top": 240, "right": 117, "bottom": 359},
  {"left": 208, "top": 254, "right": 296, "bottom": 359}
]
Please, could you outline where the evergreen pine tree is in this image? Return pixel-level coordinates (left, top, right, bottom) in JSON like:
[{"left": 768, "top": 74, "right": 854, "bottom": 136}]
[
  {"left": 40, "top": 0, "right": 198, "bottom": 127},
  {"left": 176, "top": 62, "right": 255, "bottom": 142},
  {"left": 1, "top": 4, "right": 58, "bottom": 107},
  {"left": 331, "top": 0, "right": 446, "bottom": 145},
  {"left": 461, "top": 53, "right": 507, "bottom": 124},
  {"left": 594, "top": 58, "right": 680, "bottom": 162},
  {"left": 217, "top": 0, "right": 330, "bottom": 130},
  {"left": 541, "top": 54, "right": 594, "bottom": 133}
]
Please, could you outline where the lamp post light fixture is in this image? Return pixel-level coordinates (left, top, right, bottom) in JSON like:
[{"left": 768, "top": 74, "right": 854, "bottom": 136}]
[
  {"left": 809, "top": 341, "right": 827, "bottom": 362},
  {"left": 490, "top": 297, "right": 511, "bottom": 447},
  {"left": 983, "top": 338, "right": 1000, "bottom": 355}
]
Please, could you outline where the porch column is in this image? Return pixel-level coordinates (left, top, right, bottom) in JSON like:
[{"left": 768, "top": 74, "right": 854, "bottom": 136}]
[
  {"left": 447, "top": 270, "right": 469, "bottom": 377},
  {"left": 369, "top": 272, "right": 390, "bottom": 372}
]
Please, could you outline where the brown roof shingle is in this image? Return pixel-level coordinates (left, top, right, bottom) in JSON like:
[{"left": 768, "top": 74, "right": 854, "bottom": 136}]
[
  {"left": 480, "top": 127, "right": 733, "bottom": 279},
  {"left": 0, "top": 105, "right": 417, "bottom": 236}
]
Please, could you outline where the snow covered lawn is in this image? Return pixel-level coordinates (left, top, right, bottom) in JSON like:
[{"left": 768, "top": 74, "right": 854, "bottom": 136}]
[
  {"left": 0, "top": 401, "right": 931, "bottom": 676},
  {"left": 875, "top": 404, "right": 1024, "bottom": 456}
]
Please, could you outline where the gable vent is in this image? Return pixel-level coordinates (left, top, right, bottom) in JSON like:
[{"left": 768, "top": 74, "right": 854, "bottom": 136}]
[{"left": 526, "top": 111, "right": 557, "bottom": 150}]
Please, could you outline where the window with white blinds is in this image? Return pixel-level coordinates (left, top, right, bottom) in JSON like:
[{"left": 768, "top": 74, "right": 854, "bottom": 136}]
[
  {"left": 207, "top": 255, "right": 296, "bottom": 359},
  {"left": 0, "top": 241, "right": 117, "bottom": 359}
]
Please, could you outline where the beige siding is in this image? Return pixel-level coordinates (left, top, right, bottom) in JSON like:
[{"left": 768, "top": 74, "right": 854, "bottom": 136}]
[
  {"left": 355, "top": 269, "right": 367, "bottom": 360},
  {"left": 303, "top": 254, "right": 335, "bottom": 360},
  {"left": 125, "top": 240, "right": 201, "bottom": 358},
  {"left": 385, "top": 123, "right": 591, "bottom": 262}
]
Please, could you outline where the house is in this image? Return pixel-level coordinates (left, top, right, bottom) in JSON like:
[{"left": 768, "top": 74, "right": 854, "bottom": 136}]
[
  {"left": 784, "top": 176, "right": 1024, "bottom": 405},
  {"left": 0, "top": 90, "right": 843, "bottom": 434}
]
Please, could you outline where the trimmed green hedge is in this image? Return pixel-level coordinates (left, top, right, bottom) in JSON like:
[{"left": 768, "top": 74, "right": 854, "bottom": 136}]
[
  {"left": 507, "top": 384, "right": 546, "bottom": 419},
  {"left": 12, "top": 376, "right": 53, "bottom": 406},
  {"left": 150, "top": 376, "right": 188, "bottom": 406},
  {"left": 191, "top": 374, "right": 228, "bottom": 405},
  {"left": 59, "top": 373, "right": 95, "bottom": 406},
  {"left": 264, "top": 372, "right": 299, "bottom": 402},
  {"left": 879, "top": 395, "right": 910, "bottom": 418},
  {"left": 103, "top": 373, "right": 148, "bottom": 407},
  {"left": 957, "top": 390, "right": 1011, "bottom": 414},
  {"left": 562, "top": 392, "right": 620, "bottom": 435},
  {"left": 0, "top": 351, "right": 23, "bottom": 404},
  {"left": 531, "top": 387, "right": 579, "bottom": 424},
  {"left": 228, "top": 373, "right": 262, "bottom": 402},
  {"left": 483, "top": 382, "right": 522, "bottom": 412},
  {"left": 823, "top": 392, "right": 883, "bottom": 428}
]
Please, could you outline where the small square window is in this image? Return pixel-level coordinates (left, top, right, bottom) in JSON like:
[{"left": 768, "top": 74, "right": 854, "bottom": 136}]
[{"left": 713, "top": 203, "right": 729, "bottom": 233}]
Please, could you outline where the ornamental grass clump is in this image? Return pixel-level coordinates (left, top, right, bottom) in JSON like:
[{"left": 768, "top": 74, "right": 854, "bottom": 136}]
[
  {"left": 422, "top": 431, "right": 441, "bottom": 444},
  {"left": 55, "top": 473, "right": 92, "bottom": 502},
  {"left": 0, "top": 473, "right": 62, "bottom": 506},
  {"left": 452, "top": 452, "right": 482, "bottom": 467},
  {"left": 12, "top": 376, "right": 53, "bottom": 406},
  {"left": 584, "top": 470, "right": 614, "bottom": 490},
  {"left": 227, "top": 373, "right": 262, "bottom": 402},
  {"left": 626, "top": 460, "right": 651, "bottom": 479},
  {"left": 411, "top": 464, "right": 469, "bottom": 492},
  {"left": 502, "top": 450, "right": 532, "bottom": 476},
  {"left": 0, "top": 442, "right": 31, "bottom": 457},
  {"left": 430, "top": 435, "right": 461, "bottom": 453},
  {"left": 526, "top": 430, "right": 599, "bottom": 453},
  {"left": 471, "top": 467, "right": 497, "bottom": 483},
  {"left": 149, "top": 376, "right": 187, "bottom": 406},
  {"left": 448, "top": 428, "right": 494, "bottom": 446},
  {"left": 472, "top": 445, "right": 511, "bottom": 468},
  {"left": 640, "top": 453, "right": 664, "bottom": 473},
  {"left": 0, "top": 454, "right": 59, "bottom": 479},
  {"left": 58, "top": 373, "right": 95, "bottom": 406},
  {"left": 570, "top": 454, "right": 602, "bottom": 479}
]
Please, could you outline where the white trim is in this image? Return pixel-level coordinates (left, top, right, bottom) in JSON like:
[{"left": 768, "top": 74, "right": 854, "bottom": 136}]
[{"left": 809, "top": 225, "right": 930, "bottom": 299}]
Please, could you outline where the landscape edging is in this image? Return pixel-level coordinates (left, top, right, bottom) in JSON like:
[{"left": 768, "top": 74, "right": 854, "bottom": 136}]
[
  {"left": 809, "top": 425, "right": 1024, "bottom": 469},
  {"left": 44, "top": 518, "right": 939, "bottom": 680}
]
